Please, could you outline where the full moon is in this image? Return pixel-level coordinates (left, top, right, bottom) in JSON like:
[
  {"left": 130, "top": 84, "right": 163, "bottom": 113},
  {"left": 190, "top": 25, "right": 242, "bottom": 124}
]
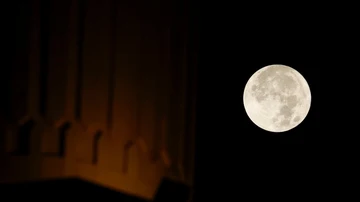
[{"left": 243, "top": 64, "right": 311, "bottom": 132}]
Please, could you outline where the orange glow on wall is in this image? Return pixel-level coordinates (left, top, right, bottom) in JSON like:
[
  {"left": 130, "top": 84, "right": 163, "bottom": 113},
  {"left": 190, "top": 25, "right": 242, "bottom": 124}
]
[{"left": 0, "top": 0, "right": 196, "bottom": 200}]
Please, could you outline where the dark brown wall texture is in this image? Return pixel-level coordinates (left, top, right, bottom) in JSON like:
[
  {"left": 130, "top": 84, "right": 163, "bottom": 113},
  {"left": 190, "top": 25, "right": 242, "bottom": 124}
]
[{"left": 0, "top": 0, "right": 197, "bottom": 199}]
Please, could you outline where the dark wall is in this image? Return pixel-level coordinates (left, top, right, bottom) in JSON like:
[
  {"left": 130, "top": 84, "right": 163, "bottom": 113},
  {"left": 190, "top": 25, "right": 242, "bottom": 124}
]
[{"left": 0, "top": 0, "right": 197, "bottom": 199}]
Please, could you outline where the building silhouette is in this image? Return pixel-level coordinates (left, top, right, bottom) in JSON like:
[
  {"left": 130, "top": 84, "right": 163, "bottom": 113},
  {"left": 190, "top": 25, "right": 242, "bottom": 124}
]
[{"left": 1, "top": 0, "right": 197, "bottom": 200}]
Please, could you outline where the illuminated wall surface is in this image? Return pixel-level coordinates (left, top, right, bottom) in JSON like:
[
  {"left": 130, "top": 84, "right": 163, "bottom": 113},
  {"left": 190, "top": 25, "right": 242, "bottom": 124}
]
[{"left": 0, "top": 0, "right": 196, "bottom": 199}]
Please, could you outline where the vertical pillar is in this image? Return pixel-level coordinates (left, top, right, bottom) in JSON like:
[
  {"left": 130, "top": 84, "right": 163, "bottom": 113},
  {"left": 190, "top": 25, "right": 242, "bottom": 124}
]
[{"left": 75, "top": 0, "right": 112, "bottom": 164}]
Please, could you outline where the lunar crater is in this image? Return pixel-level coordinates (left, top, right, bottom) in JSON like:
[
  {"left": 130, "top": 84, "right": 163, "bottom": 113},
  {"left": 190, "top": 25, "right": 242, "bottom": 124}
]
[{"left": 243, "top": 64, "right": 311, "bottom": 132}]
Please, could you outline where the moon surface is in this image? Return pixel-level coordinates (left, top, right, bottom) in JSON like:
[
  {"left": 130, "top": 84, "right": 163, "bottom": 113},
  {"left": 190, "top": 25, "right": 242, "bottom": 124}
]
[{"left": 243, "top": 64, "right": 311, "bottom": 132}]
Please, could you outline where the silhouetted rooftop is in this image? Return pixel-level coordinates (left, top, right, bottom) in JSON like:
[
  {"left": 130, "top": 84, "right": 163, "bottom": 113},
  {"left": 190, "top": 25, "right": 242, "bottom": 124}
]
[{"left": 1, "top": 178, "right": 148, "bottom": 201}]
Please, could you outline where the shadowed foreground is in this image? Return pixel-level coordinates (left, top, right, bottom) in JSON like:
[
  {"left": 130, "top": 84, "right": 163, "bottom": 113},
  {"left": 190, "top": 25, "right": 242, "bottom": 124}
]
[
  {"left": 0, "top": 178, "right": 148, "bottom": 201},
  {"left": 0, "top": 177, "right": 190, "bottom": 201}
]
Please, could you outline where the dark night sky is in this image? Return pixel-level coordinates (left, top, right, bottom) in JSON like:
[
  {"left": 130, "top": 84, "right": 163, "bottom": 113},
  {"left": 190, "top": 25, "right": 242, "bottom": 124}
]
[
  {"left": 2, "top": 0, "right": 359, "bottom": 200},
  {"left": 194, "top": 2, "right": 359, "bottom": 200}
]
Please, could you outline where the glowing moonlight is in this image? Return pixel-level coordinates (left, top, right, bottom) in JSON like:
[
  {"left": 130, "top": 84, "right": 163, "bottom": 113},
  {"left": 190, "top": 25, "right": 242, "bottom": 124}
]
[{"left": 243, "top": 64, "right": 311, "bottom": 132}]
